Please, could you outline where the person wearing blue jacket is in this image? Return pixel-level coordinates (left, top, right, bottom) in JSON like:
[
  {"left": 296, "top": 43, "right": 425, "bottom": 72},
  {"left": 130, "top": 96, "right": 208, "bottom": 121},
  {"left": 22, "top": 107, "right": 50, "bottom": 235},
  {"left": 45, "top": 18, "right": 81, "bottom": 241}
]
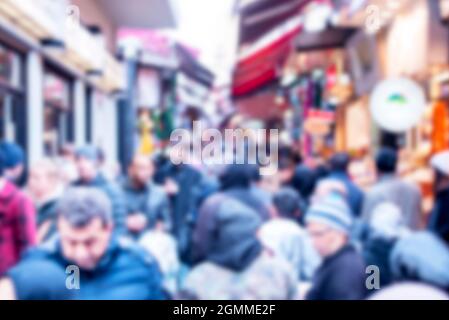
[{"left": 1, "top": 187, "right": 166, "bottom": 300}]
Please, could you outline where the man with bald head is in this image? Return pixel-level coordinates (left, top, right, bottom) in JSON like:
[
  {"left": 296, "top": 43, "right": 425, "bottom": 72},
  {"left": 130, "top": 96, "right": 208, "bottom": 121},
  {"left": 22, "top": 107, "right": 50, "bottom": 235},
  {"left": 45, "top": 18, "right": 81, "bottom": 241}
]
[{"left": 121, "top": 153, "right": 172, "bottom": 239}]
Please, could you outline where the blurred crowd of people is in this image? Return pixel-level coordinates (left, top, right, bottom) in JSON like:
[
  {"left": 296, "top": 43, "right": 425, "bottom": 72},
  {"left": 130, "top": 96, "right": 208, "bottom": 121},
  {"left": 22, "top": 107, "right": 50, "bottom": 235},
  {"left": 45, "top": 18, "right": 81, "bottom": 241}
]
[{"left": 0, "top": 137, "right": 449, "bottom": 300}]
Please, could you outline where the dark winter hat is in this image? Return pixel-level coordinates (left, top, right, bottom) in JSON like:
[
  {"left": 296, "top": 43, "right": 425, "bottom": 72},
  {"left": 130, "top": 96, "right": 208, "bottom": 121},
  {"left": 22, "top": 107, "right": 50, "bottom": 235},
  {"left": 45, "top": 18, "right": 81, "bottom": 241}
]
[
  {"left": 376, "top": 147, "right": 398, "bottom": 174},
  {"left": 0, "top": 141, "right": 24, "bottom": 169}
]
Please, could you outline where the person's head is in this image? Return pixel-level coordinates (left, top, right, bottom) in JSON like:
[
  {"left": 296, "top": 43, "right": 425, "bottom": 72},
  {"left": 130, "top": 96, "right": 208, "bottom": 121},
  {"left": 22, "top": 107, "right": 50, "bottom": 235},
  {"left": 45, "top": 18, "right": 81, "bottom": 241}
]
[
  {"left": 273, "top": 187, "right": 303, "bottom": 220},
  {"left": 312, "top": 179, "right": 347, "bottom": 204},
  {"left": 305, "top": 193, "right": 353, "bottom": 257},
  {"left": 430, "top": 150, "right": 449, "bottom": 192},
  {"left": 128, "top": 153, "right": 154, "bottom": 187},
  {"left": 277, "top": 146, "right": 298, "bottom": 184},
  {"left": 329, "top": 152, "right": 350, "bottom": 174},
  {"left": 27, "top": 159, "right": 62, "bottom": 201},
  {"left": 0, "top": 259, "right": 75, "bottom": 300},
  {"left": 376, "top": 147, "right": 398, "bottom": 175},
  {"left": 370, "top": 202, "right": 409, "bottom": 239},
  {"left": 75, "top": 145, "right": 101, "bottom": 182},
  {"left": 0, "top": 142, "right": 25, "bottom": 183},
  {"left": 59, "top": 143, "right": 76, "bottom": 160},
  {"left": 219, "top": 164, "right": 252, "bottom": 190},
  {"left": 57, "top": 187, "right": 113, "bottom": 270}
]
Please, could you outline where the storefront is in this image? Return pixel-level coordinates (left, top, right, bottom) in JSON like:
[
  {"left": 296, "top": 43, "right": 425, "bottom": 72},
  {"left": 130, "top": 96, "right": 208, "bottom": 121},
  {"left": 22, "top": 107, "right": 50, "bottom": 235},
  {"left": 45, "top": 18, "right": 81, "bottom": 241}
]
[{"left": 42, "top": 65, "right": 74, "bottom": 156}]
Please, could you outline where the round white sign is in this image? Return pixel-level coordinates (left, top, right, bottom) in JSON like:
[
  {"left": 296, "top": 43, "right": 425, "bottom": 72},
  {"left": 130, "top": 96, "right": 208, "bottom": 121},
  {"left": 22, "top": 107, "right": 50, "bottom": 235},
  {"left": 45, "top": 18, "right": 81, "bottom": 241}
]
[{"left": 370, "top": 78, "right": 426, "bottom": 133}]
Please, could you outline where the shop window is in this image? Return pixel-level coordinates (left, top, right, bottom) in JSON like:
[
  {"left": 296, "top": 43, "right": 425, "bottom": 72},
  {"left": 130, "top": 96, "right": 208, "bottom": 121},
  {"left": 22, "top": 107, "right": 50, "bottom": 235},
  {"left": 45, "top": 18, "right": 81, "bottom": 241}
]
[
  {"left": 43, "top": 70, "right": 73, "bottom": 156},
  {"left": 0, "top": 42, "right": 26, "bottom": 148}
]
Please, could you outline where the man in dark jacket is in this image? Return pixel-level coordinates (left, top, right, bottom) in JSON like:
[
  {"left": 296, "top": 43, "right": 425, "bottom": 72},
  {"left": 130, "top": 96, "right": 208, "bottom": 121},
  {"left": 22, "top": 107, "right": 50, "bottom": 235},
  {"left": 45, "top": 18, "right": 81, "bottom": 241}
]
[
  {"left": 1, "top": 187, "right": 165, "bottom": 300},
  {"left": 428, "top": 150, "right": 449, "bottom": 244},
  {"left": 122, "top": 154, "right": 172, "bottom": 238},
  {"left": 305, "top": 193, "right": 367, "bottom": 300},
  {"left": 327, "top": 153, "right": 364, "bottom": 217},
  {"left": 219, "top": 164, "right": 271, "bottom": 221},
  {"left": 154, "top": 160, "right": 203, "bottom": 263},
  {"left": 73, "top": 145, "right": 126, "bottom": 234}
]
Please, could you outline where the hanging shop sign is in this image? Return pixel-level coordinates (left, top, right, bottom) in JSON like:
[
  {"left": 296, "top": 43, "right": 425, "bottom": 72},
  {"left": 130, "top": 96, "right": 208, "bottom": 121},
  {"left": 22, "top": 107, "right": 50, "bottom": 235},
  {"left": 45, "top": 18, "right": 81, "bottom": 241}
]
[
  {"left": 370, "top": 78, "right": 426, "bottom": 133},
  {"left": 304, "top": 109, "right": 335, "bottom": 137}
]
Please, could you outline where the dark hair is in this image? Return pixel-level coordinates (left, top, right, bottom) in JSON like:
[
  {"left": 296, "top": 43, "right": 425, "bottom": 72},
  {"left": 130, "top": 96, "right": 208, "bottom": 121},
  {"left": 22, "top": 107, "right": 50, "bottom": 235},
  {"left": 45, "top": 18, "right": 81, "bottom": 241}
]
[
  {"left": 273, "top": 187, "right": 302, "bottom": 219},
  {"left": 376, "top": 147, "right": 398, "bottom": 174},
  {"left": 219, "top": 164, "right": 252, "bottom": 190},
  {"left": 329, "top": 152, "right": 350, "bottom": 173}
]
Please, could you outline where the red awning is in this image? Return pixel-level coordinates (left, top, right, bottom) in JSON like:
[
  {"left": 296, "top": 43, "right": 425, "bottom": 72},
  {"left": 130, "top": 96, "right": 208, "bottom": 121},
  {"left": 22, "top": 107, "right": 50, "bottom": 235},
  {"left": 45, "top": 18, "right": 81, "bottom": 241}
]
[{"left": 232, "top": 17, "right": 303, "bottom": 97}]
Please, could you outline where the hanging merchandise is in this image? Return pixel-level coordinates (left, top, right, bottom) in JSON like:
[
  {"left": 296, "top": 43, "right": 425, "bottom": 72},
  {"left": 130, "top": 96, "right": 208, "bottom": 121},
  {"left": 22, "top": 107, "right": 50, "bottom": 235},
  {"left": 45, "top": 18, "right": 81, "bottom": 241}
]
[
  {"left": 137, "top": 109, "right": 154, "bottom": 155},
  {"left": 370, "top": 78, "right": 426, "bottom": 133},
  {"left": 431, "top": 100, "right": 449, "bottom": 154}
]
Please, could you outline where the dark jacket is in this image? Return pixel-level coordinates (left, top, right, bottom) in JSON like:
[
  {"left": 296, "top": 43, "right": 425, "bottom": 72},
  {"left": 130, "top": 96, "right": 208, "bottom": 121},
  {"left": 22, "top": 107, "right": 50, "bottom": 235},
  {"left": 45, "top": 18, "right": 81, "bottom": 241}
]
[
  {"left": 121, "top": 178, "right": 172, "bottom": 235},
  {"left": 362, "top": 234, "right": 396, "bottom": 287},
  {"left": 73, "top": 174, "right": 126, "bottom": 234},
  {"left": 192, "top": 193, "right": 263, "bottom": 271},
  {"left": 428, "top": 187, "right": 449, "bottom": 244},
  {"left": 306, "top": 244, "right": 367, "bottom": 300},
  {"left": 9, "top": 235, "right": 166, "bottom": 300},
  {"left": 36, "top": 199, "right": 59, "bottom": 242},
  {"left": 155, "top": 163, "right": 203, "bottom": 261},
  {"left": 328, "top": 172, "right": 364, "bottom": 217}
]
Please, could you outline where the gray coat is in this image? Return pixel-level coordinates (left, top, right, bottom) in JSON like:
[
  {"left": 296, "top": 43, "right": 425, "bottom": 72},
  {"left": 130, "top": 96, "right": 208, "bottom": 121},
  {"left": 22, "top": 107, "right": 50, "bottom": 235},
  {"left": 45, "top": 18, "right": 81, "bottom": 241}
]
[{"left": 361, "top": 175, "right": 422, "bottom": 229}]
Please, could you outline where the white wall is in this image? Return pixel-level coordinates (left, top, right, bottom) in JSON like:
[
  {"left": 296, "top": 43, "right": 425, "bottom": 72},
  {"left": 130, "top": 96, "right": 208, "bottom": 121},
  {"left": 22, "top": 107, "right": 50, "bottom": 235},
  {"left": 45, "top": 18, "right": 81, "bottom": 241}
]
[{"left": 26, "top": 51, "right": 44, "bottom": 165}]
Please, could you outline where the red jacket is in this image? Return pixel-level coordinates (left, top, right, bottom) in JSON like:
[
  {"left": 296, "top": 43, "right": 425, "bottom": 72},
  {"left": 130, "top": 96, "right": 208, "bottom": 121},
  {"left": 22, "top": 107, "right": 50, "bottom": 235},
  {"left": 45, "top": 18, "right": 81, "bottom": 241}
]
[{"left": 0, "top": 181, "right": 37, "bottom": 275}]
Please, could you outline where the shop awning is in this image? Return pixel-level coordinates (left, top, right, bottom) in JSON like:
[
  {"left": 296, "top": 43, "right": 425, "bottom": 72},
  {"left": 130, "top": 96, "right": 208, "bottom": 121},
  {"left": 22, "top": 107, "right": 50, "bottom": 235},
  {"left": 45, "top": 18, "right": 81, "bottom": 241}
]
[
  {"left": 232, "top": 16, "right": 303, "bottom": 98},
  {"left": 175, "top": 44, "right": 215, "bottom": 89},
  {"left": 296, "top": 26, "right": 356, "bottom": 51},
  {"left": 239, "top": 0, "right": 313, "bottom": 45}
]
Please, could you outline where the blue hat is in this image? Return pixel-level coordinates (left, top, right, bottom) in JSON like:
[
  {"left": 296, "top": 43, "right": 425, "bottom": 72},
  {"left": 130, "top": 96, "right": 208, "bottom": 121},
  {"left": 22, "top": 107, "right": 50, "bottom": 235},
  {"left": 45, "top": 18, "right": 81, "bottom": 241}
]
[
  {"left": 0, "top": 141, "right": 24, "bottom": 169},
  {"left": 305, "top": 193, "right": 353, "bottom": 234}
]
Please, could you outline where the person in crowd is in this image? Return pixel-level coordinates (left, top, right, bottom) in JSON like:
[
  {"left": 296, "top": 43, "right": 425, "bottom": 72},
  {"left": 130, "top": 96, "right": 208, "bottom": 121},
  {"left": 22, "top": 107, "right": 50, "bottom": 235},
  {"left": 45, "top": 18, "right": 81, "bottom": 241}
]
[
  {"left": 219, "top": 164, "right": 271, "bottom": 222},
  {"left": 361, "top": 147, "right": 422, "bottom": 229},
  {"left": 27, "top": 159, "right": 65, "bottom": 243},
  {"left": 57, "top": 143, "right": 78, "bottom": 185},
  {"left": 248, "top": 164, "right": 273, "bottom": 209},
  {"left": 277, "top": 146, "right": 300, "bottom": 187},
  {"left": 291, "top": 164, "right": 318, "bottom": 215},
  {"left": 362, "top": 202, "right": 410, "bottom": 287},
  {"left": 155, "top": 156, "right": 203, "bottom": 263},
  {"left": 183, "top": 194, "right": 297, "bottom": 300},
  {"left": 327, "top": 152, "right": 364, "bottom": 217},
  {"left": 0, "top": 141, "right": 25, "bottom": 186},
  {"left": 305, "top": 193, "right": 367, "bottom": 300},
  {"left": 0, "top": 149, "right": 36, "bottom": 276},
  {"left": 122, "top": 153, "right": 172, "bottom": 238},
  {"left": 138, "top": 230, "right": 181, "bottom": 296},
  {"left": 258, "top": 187, "right": 320, "bottom": 281},
  {"left": 0, "top": 259, "right": 74, "bottom": 300},
  {"left": 390, "top": 231, "right": 449, "bottom": 291},
  {"left": 2, "top": 187, "right": 166, "bottom": 299},
  {"left": 311, "top": 179, "right": 348, "bottom": 204},
  {"left": 73, "top": 145, "right": 126, "bottom": 234},
  {"left": 368, "top": 282, "right": 449, "bottom": 300},
  {"left": 427, "top": 150, "right": 449, "bottom": 243}
]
